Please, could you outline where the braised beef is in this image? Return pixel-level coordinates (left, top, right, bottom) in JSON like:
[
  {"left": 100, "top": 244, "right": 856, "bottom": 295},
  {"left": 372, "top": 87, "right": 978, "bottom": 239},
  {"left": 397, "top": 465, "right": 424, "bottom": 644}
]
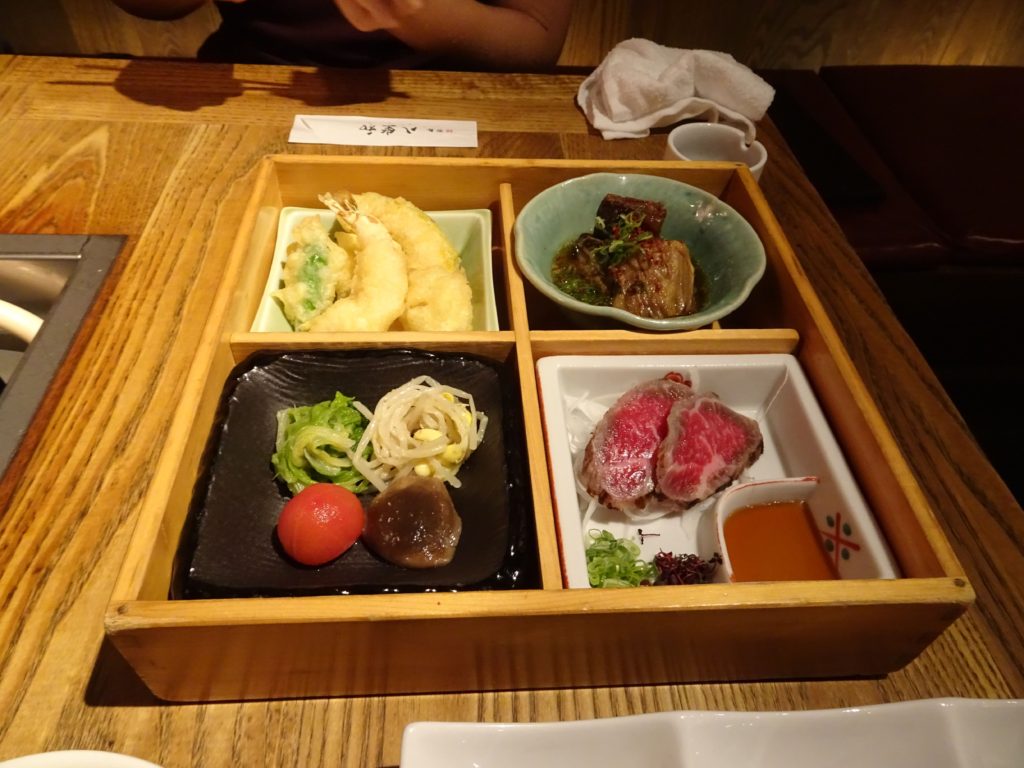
[
  {"left": 609, "top": 238, "right": 696, "bottom": 319},
  {"left": 551, "top": 193, "right": 699, "bottom": 319},
  {"left": 595, "top": 194, "right": 667, "bottom": 236}
]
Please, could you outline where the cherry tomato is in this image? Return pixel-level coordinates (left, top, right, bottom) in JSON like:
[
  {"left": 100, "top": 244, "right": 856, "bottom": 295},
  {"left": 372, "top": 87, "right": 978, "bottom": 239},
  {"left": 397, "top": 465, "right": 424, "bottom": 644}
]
[{"left": 276, "top": 484, "right": 365, "bottom": 566}]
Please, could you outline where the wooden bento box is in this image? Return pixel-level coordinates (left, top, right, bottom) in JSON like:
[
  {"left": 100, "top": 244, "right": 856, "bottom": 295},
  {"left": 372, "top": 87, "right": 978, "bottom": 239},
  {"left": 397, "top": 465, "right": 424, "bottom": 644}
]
[{"left": 105, "top": 156, "right": 973, "bottom": 702}]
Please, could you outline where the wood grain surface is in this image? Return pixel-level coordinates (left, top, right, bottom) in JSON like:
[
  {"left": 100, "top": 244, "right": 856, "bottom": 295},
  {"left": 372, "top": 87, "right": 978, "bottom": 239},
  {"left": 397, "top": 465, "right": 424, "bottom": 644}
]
[{"left": 0, "top": 55, "right": 1021, "bottom": 767}]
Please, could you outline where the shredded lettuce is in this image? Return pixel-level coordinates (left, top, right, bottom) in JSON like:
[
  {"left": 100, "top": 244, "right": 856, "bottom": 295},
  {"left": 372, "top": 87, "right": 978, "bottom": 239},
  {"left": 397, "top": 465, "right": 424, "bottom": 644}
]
[
  {"left": 585, "top": 529, "right": 657, "bottom": 588},
  {"left": 271, "top": 392, "right": 371, "bottom": 495}
]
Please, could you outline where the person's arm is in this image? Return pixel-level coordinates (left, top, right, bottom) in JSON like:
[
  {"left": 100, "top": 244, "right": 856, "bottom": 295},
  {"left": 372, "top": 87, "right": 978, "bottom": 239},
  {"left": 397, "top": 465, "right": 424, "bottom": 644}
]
[{"left": 335, "top": 0, "right": 573, "bottom": 70}]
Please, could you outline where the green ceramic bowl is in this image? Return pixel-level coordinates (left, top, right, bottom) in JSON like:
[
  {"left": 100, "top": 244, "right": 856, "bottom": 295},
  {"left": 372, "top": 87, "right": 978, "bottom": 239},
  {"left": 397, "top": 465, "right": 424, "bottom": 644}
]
[{"left": 513, "top": 173, "right": 766, "bottom": 331}]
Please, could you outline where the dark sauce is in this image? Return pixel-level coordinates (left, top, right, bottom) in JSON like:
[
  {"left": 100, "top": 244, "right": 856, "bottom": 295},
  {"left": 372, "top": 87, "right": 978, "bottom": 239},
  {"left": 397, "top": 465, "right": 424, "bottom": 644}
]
[{"left": 552, "top": 239, "right": 613, "bottom": 305}]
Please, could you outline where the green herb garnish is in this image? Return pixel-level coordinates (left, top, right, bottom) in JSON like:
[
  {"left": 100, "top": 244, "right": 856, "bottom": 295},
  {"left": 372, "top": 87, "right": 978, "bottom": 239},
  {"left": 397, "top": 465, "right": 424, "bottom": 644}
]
[
  {"left": 551, "top": 260, "right": 612, "bottom": 305},
  {"left": 585, "top": 529, "right": 657, "bottom": 588},
  {"left": 591, "top": 211, "right": 654, "bottom": 267}
]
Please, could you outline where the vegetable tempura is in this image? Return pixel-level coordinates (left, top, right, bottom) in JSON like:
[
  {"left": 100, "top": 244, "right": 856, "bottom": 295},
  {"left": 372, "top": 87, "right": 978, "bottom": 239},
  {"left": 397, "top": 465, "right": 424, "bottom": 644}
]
[{"left": 272, "top": 215, "right": 353, "bottom": 328}]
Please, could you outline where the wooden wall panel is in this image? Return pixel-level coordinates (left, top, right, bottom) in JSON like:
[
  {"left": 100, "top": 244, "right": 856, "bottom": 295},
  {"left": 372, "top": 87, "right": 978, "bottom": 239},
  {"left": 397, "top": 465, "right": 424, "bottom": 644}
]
[
  {"left": 0, "top": 0, "right": 1021, "bottom": 68},
  {"left": 560, "top": 0, "right": 1024, "bottom": 69},
  {"left": 935, "top": 0, "right": 1024, "bottom": 65}
]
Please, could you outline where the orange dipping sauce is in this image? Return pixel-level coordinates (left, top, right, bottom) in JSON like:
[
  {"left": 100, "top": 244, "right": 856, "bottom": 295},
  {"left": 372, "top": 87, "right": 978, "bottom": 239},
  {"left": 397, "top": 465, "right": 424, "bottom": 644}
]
[{"left": 723, "top": 500, "right": 837, "bottom": 582}]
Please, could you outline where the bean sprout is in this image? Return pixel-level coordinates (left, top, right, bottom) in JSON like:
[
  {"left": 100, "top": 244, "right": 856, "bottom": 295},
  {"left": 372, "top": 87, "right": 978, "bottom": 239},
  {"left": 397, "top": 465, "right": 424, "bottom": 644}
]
[{"left": 349, "top": 375, "right": 487, "bottom": 492}]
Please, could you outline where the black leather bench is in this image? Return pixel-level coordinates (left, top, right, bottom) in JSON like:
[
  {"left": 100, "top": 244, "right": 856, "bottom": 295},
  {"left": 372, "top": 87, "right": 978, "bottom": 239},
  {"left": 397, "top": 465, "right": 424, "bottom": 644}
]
[{"left": 761, "top": 66, "right": 1024, "bottom": 501}]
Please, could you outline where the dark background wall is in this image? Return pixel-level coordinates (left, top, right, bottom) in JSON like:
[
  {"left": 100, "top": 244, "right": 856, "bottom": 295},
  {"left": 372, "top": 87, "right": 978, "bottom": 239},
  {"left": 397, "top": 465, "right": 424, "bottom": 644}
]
[{"left": 3, "top": 0, "right": 1023, "bottom": 67}]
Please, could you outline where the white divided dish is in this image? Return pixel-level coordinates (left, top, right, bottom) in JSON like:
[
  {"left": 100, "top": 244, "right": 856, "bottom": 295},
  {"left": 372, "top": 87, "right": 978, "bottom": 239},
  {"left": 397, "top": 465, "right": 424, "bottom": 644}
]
[
  {"left": 399, "top": 698, "right": 1024, "bottom": 768},
  {"left": 535, "top": 354, "right": 899, "bottom": 588},
  {"left": 251, "top": 206, "right": 498, "bottom": 332}
]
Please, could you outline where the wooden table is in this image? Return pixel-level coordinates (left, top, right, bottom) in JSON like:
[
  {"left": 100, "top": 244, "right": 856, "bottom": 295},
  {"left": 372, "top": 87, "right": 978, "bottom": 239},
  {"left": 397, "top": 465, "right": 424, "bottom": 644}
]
[{"left": 0, "top": 55, "right": 1020, "bottom": 767}]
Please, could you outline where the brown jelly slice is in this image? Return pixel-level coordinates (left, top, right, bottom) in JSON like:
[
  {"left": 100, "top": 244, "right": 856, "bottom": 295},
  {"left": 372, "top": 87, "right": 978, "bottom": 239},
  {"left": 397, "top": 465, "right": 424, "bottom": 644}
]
[{"left": 363, "top": 475, "right": 463, "bottom": 568}]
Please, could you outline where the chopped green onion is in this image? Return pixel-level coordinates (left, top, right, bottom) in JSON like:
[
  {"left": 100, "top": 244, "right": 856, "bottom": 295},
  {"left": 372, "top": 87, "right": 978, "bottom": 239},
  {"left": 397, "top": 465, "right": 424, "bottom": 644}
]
[
  {"left": 585, "top": 529, "right": 657, "bottom": 588},
  {"left": 591, "top": 211, "right": 654, "bottom": 267}
]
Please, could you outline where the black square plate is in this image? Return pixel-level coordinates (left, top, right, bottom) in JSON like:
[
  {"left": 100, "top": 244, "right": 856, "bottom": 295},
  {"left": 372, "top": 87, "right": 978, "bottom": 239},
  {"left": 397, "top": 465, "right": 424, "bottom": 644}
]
[{"left": 173, "top": 349, "right": 537, "bottom": 598}]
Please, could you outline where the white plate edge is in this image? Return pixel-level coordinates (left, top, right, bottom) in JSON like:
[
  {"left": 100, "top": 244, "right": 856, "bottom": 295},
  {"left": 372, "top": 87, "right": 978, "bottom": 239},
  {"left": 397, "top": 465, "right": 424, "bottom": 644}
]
[{"left": 399, "top": 698, "right": 1024, "bottom": 768}]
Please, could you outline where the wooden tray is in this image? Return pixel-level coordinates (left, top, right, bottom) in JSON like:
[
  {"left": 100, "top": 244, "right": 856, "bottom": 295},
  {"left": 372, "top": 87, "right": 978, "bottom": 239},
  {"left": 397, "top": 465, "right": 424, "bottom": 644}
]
[{"left": 104, "top": 156, "right": 973, "bottom": 701}]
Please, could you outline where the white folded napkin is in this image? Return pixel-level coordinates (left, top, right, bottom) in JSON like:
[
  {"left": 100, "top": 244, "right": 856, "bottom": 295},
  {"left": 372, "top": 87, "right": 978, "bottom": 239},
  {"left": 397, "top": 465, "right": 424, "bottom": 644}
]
[{"left": 577, "top": 39, "right": 775, "bottom": 142}]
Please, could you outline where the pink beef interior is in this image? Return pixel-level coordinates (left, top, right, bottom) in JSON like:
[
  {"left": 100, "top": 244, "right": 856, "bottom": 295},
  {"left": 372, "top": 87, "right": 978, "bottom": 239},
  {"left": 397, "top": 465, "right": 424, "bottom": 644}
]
[
  {"left": 656, "top": 396, "right": 764, "bottom": 505},
  {"left": 582, "top": 378, "right": 693, "bottom": 510}
]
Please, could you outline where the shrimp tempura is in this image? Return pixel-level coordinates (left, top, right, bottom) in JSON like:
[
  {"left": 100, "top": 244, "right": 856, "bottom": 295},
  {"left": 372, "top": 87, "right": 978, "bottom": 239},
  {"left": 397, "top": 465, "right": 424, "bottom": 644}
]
[
  {"left": 303, "top": 197, "right": 408, "bottom": 332},
  {"left": 354, "top": 192, "right": 473, "bottom": 331}
]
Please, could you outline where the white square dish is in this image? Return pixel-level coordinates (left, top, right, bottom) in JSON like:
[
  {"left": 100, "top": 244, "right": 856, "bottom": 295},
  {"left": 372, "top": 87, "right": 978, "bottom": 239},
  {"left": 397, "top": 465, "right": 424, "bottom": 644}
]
[
  {"left": 535, "top": 354, "right": 899, "bottom": 588},
  {"left": 250, "top": 206, "right": 498, "bottom": 332}
]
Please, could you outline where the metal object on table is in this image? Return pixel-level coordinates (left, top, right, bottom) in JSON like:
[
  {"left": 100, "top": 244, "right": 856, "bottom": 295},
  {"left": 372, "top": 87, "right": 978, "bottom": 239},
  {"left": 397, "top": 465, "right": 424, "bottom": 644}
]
[{"left": 0, "top": 234, "right": 125, "bottom": 482}]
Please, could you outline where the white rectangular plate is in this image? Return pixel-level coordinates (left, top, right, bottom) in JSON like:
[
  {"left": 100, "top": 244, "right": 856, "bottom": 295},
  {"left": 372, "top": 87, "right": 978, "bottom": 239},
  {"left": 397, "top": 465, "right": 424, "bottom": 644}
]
[
  {"left": 535, "top": 354, "right": 898, "bottom": 588},
  {"left": 400, "top": 698, "right": 1024, "bottom": 768},
  {"left": 251, "top": 206, "right": 498, "bottom": 332}
]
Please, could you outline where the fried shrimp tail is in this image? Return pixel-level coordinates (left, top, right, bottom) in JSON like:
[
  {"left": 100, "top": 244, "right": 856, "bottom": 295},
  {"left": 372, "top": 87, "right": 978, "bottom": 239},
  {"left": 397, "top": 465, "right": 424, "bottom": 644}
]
[
  {"left": 302, "top": 194, "right": 408, "bottom": 332},
  {"left": 353, "top": 192, "right": 474, "bottom": 331}
]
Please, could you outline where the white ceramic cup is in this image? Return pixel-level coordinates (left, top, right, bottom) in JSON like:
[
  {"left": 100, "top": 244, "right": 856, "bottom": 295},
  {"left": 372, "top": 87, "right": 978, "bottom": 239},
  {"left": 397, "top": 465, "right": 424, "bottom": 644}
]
[{"left": 664, "top": 122, "right": 768, "bottom": 181}]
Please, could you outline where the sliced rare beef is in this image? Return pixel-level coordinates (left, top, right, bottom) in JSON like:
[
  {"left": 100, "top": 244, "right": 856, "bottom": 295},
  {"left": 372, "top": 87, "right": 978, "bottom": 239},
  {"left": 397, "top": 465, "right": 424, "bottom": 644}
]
[
  {"left": 581, "top": 373, "right": 764, "bottom": 515},
  {"left": 609, "top": 237, "right": 696, "bottom": 319},
  {"left": 655, "top": 395, "right": 764, "bottom": 506},
  {"left": 595, "top": 194, "right": 667, "bottom": 236},
  {"left": 580, "top": 373, "right": 694, "bottom": 513}
]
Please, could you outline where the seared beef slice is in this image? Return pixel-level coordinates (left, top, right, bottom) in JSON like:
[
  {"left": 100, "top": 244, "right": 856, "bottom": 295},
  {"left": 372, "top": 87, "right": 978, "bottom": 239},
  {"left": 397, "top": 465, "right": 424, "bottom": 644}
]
[
  {"left": 655, "top": 395, "right": 763, "bottom": 506},
  {"left": 581, "top": 375, "right": 694, "bottom": 512}
]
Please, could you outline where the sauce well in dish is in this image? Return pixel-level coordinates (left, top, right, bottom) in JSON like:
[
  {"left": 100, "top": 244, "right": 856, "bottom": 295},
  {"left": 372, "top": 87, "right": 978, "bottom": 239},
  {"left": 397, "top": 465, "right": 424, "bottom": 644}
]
[{"left": 724, "top": 500, "right": 836, "bottom": 581}]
